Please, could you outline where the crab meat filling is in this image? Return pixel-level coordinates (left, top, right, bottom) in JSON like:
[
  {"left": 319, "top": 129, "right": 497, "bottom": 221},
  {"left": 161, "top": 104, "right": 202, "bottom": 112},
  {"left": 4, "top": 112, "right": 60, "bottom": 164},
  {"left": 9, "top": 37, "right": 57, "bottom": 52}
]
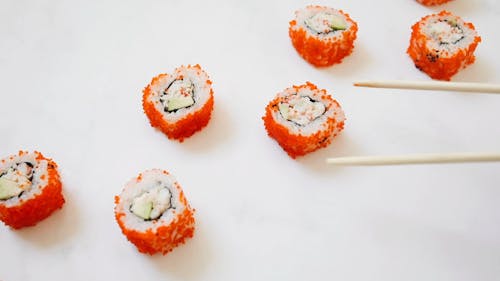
[
  {"left": 429, "top": 19, "right": 464, "bottom": 45},
  {"left": 160, "top": 79, "right": 195, "bottom": 112},
  {"left": 278, "top": 96, "right": 326, "bottom": 126},
  {"left": 130, "top": 186, "right": 172, "bottom": 220},
  {"left": 0, "top": 162, "right": 34, "bottom": 200}
]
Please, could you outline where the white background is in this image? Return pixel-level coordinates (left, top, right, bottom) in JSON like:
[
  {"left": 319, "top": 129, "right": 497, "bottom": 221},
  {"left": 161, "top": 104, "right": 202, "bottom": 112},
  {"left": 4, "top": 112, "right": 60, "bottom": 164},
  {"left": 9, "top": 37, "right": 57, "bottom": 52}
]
[{"left": 1, "top": 0, "right": 499, "bottom": 280}]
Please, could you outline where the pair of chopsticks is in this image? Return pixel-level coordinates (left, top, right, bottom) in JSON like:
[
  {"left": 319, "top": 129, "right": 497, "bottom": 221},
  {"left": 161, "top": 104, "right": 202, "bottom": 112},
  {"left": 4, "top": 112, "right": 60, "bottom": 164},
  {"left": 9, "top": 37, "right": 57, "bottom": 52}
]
[
  {"left": 354, "top": 80, "right": 500, "bottom": 94},
  {"left": 326, "top": 153, "right": 500, "bottom": 166},
  {"left": 326, "top": 80, "right": 500, "bottom": 166}
]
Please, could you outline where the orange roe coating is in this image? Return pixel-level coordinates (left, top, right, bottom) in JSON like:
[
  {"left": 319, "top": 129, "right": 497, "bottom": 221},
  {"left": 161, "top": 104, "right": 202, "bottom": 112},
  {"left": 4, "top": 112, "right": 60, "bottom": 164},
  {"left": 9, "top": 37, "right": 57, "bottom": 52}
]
[
  {"left": 0, "top": 151, "right": 64, "bottom": 229},
  {"left": 416, "top": 0, "right": 453, "bottom": 6},
  {"left": 142, "top": 64, "right": 214, "bottom": 142},
  {"left": 289, "top": 6, "right": 358, "bottom": 67},
  {"left": 407, "top": 11, "right": 481, "bottom": 81},
  {"left": 262, "top": 82, "right": 345, "bottom": 158},
  {"left": 114, "top": 173, "right": 195, "bottom": 255}
]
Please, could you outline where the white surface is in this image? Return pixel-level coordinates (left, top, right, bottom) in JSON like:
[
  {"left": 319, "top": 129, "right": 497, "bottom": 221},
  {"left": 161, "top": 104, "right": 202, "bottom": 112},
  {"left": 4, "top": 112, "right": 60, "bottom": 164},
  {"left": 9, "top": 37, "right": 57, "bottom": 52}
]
[{"left": 1, "top": 0, "right": 500, "bottom": 280}]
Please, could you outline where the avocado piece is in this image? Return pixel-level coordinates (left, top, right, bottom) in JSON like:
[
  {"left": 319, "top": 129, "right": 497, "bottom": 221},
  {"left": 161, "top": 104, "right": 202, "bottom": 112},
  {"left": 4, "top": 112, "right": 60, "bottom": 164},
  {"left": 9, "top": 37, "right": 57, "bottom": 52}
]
[
  {"left": 446, "top": 18, "right": 458, "bottom": 27},
  {"left": 167, "top": 96, "right": 195, "bottom": 112},
  {"left": 330, "top": 15, "right": 347, "bottom": 30},
  {"left": 0, "top": 178, "right": 23, "bottom": 200},
  {"left": 278, "top": 103, "right": 289, "bottom": 119},
  {"left": 131, "top": 201, "right": 153, "bottom": 220}
]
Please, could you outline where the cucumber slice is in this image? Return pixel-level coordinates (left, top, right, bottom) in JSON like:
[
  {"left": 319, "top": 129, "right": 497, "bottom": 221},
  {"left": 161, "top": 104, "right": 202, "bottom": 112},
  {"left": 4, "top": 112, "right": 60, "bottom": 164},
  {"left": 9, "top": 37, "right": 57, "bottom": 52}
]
[
  {"left": 167, "top": 96, "right": 195, "bottom": 112},
  {"left": 278, "top": 103, "right": 289, "bottom": 119},
  {"left": 131, "top": 201, "right": 153, "bottom": 220},
  {"left": 0, "top": 178, "right": 23, "bottom": 200},
  {"left": 330, "top": 15, "right": 347, "bottom": 30}
]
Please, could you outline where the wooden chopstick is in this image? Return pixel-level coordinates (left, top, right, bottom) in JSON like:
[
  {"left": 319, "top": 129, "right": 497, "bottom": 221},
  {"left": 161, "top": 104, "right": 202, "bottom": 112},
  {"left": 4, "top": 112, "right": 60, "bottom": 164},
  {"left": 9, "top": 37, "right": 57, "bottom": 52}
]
[
  {"left": 326, "top": 153, "right": 500, "bottom": 166},
  {"left": 354, "top": 80, "right": 500, "bottom": 93}
]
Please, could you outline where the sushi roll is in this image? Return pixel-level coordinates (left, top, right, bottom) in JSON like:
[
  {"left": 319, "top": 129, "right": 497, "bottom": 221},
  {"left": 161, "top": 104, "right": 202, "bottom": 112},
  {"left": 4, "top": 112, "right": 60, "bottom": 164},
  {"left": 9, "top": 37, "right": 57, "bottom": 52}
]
[
  {"left": 142, "top": 64, "right": 214, "bottom": 142},
  {"left": 262, "top": 82, "right": 345, "bottom": 158},
  {"left": 114, "top": 169, "right": 195, "bottom": 255},
  {"left": 407, "top": 11, "right": 481, "bottom": 81},
  {"left": 416, "top": 0, "right": 453, "bottom": 6},
  {"left": 0, "top": 151, "right": 64, "bottom": 229},
  {"left": 289, "top": 5, "right": 358, "bottom": 67}
]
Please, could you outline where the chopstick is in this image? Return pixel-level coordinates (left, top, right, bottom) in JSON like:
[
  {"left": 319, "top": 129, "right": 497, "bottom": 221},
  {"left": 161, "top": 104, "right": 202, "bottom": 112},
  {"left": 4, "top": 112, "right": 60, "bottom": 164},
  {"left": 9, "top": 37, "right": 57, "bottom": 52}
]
[
  {"left": 354, "top": 80, "right": 500, "bottom": 93},
  {"left": 326, "top": 152, "right": 500, "bottom": 166}
]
